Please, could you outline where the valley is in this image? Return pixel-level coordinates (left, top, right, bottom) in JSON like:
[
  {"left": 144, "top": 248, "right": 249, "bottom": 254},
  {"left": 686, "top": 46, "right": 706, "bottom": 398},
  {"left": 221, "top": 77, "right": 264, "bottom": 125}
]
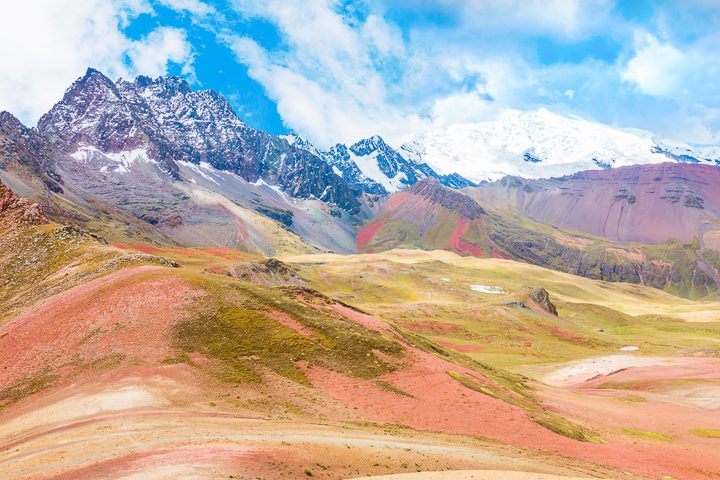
[
  {"left": 2, "top": 67, "right": 720, "bottom": 480},
  {"left": 2, "top": 193, "right": 720, "bottom": 478}
]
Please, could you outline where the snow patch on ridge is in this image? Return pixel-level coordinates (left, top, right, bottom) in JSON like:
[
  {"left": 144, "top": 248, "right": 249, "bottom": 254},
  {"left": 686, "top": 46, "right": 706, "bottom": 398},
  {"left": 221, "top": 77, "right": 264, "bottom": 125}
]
[
  {"left": 350, "top": 148, "right": 408, "bottom": 192},
  {"left": 178, "top": 161, "right": 221, "bottom": 185},
  {"left": 70, "top": 145, "right": 153, "bottom": 174}
]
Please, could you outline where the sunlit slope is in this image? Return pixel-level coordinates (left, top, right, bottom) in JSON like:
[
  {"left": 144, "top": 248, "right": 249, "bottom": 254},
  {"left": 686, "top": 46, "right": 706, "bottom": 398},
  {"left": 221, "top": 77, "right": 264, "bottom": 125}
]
[
  {"left": 284, "top": 250, "right": 720, "bottom": 369},
  {"left": 360, "top": 179, "right": 720, "bottom": 298}
]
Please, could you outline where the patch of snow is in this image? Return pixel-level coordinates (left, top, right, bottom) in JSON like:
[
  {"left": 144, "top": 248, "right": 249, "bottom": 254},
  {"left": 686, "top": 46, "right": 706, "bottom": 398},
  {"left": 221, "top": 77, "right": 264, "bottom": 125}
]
[
  {"left": 470, "top": 285, "right": 505, "bottom": 294},
  {"left": 280, "top": 133, "right": 297, "bottom": 145},
  {"left": 252, "top": 177, "right": 293, "bottom": 203},
  {"left": 332, "top": 165, "right": 343, "bottom": 177},
  {"left": 350, "top": 149, "right": 406, "bottom": 192},
  {"left": 178, "top": 161, "right": 220, "bottom": 185},
  {"left": 70, "top": 145, "right": 153, "bottom": 174},
  {"left": 620, "top": 346, "right": 640, "bottom": 351}
]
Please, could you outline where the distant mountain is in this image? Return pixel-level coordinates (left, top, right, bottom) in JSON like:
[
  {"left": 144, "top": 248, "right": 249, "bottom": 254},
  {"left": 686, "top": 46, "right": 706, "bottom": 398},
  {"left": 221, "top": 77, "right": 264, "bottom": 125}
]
[
  {"left": 356, "top": 178, "right": 494, "bottom": 256},
  {"left": 360, "top": 177, "right": 720, "bottom": 297},
  {"left": 0, "top": 69, "right": 484, "bottom": 254},
  {"left": 1, "top": 69, "right": 383, "bottom": 253},
  {"left": 401, "top": 108, "right": 720, "bottom": 182},
  {"left": 5, "top": 68, "right": 720, "bottom": 296},
  {"left": 470, "top": 163, "right": 720, "bottom": 246},
  {"left": 285, "top": 133, "right": 475, "bottom": 196}
]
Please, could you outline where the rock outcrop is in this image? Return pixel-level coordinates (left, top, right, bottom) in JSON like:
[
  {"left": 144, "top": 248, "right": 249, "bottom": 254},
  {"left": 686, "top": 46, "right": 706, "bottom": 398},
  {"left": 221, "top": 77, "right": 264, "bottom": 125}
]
[
  {"left": 526, "top": 286, "right": 558, "bottom": 316},
  {"left": 0, "top": 181, "right": 45, "bottom": 226}
]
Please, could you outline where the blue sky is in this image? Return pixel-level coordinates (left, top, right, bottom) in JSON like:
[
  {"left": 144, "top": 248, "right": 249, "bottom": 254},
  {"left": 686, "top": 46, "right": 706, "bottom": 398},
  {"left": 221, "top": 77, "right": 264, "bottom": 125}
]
[{"left": 1, "top": 1, "right": 719, "bottom": 147}]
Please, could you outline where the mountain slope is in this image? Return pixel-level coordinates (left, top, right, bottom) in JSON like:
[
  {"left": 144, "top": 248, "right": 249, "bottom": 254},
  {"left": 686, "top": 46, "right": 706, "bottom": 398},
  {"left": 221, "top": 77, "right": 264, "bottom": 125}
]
[
  {"left": 360, "top": 178, "right": 720, "bottom": 297},
  {"left": 38, "top": 68, "right": 360, "bottom": 211},
  {"left": 287, "top": 133, "right": 476, "bottom": 195},
  {"left": 0, "top": 209, "right": 638, "bottom": 479},
  {"left": 402, "top": 108, "right": 720, "bottom": 182},
  {"left": 469, "top": 162, "right": 720, "bottom": 246},
  {"left": 0, "top": 70, "right": 377, "bottom": 254},
  {"left": 356, "top": 178, "right": 493, "bottom": 256}
]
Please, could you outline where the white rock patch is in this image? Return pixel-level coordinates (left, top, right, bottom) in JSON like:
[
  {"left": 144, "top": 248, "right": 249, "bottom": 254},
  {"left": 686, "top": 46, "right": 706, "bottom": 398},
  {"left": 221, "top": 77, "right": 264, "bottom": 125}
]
[{"left": 470, "top": 285, "right": 505, "bottom": 294}]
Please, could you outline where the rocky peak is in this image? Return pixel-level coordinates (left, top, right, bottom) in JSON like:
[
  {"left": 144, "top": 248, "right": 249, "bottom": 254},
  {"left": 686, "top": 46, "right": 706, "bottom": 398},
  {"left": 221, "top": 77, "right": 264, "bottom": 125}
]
[
  {"left": 132, "top": 74, "right": 192, "bottom": 95},
  {"left": 0, "top": 111, "right": 28, "bottom": 135},
  {"left": 410, "top": 178, "right": 485, "bottom": 219},
  {"left": 38, "top": 68, "right": 144, "bottom": 154},
  {"left": 350, "top": 135, "right": 390, "bottom": 156},
  {"left": 34, "top": 69, "right": 359, "bottom": 210},
  {"left": 0, "top": 180, "right": 46, "bottom": 225}
]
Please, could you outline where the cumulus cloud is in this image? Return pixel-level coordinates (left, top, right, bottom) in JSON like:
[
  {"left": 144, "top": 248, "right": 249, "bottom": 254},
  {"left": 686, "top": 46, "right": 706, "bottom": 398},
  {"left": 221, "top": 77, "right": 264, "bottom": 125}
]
[
  {"left": 621, "top": 33, "right": 687, "bottom": 97},
  {"left": 128, "top": 27, "right": 195, "bottom": 78},
  {"left": 621, "top": 32, "right": 720, "bottom": 105},
  {"left": 0, "top": 0, "right": 195, "bottom": 125},
  {"left": 3, "top": 0, "right": 715, "bottom": 147},
  {"left": 224, "top": 0, "right": 427, "bottom": 146},
  {"left": 381, "top": 0, "right": 616, "bottom": 39},
  {"left": 220, "top": 0, "right": 639, "bottom": 146}
]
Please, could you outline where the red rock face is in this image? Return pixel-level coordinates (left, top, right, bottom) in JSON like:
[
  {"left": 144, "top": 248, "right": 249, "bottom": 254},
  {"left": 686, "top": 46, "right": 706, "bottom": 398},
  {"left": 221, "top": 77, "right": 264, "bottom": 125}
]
[
  {"left": 0, "top": 181, "right": 45, "bottom": 226},
  {"left": 447, "top": 217, "right": 484, "bottom": 256},
  {"left": 474, "top": 163, "right": 720, "bottom": 244},
  {"left": 357, "top": 179, "right": 490, "bottom": 257},
  {"left": 356, "top": 220, "right": 386, "bottom": 251}
]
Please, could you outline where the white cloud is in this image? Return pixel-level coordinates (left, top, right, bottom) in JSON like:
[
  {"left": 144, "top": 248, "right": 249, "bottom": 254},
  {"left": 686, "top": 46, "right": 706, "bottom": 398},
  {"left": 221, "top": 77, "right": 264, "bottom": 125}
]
[
  {"left": 128, "top": 27, "right": 195, "bottom": 78},
  {"left": 221, "top": 0, "right": 631, "bottom": 147},
  {"left": 156, "top": 0, "right": 214, "bottom": 16},
  {"left": 361, "top": 14, "right": 406, "bottom": 58},
  {"left": 382, "top": 0, "right": 616, "bottom": 40},
  {"left": 621, "top": 33, "right": 686, "bottom": 97},
  {"left": 0, "top": 0, "right": 195, "bottom": 125},
  {"left": 429, "top": 88, "right": 500, "bottom": 127},
  {"left": 224, "top": 0, "right": 425, "bottom": 146},
  {"left": 621, "top": 32, "right": 720, "bottom": 109}
]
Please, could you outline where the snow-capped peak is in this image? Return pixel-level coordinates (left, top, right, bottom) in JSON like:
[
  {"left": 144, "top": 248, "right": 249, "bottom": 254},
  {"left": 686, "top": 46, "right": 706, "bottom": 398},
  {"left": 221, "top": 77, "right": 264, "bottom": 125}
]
[
  {"left": 289, "top": 133, "right": 475, "bottom": 195},
  {"left": 402, "top": 108, "right": 720, "bottom": 182}
]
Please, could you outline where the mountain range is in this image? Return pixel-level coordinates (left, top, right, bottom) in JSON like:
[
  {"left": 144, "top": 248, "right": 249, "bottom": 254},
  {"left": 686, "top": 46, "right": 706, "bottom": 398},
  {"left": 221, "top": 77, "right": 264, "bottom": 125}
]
[
  {"left": 3, "top": 68, "right": 720, "bottom": 296},
  {"left": 402, "top": 107, "right": 720, "bottom": 182},
  {"left": 4, "top": 68, "right": 720, "bottom": 480}
]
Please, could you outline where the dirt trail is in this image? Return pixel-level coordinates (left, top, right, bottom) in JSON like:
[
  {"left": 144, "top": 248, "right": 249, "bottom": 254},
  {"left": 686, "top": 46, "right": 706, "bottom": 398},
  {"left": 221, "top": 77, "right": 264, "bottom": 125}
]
[
  {"left": 0, "top": 394, "right": 608, "bottom": 480},
  {"left": 352, "top": 471, "right": 596, "bottom": 480}
]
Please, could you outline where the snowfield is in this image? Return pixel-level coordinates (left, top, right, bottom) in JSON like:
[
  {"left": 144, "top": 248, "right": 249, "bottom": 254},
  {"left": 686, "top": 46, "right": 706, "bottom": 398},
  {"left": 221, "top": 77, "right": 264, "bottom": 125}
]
[{"left": 401, "top": 108, "right": 719, "bottom": 182}]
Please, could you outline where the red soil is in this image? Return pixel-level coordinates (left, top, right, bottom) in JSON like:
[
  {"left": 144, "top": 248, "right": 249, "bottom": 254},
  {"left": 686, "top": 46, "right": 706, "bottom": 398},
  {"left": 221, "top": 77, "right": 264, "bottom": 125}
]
[
  {"left": 267, "top": 310, "right": 314, "bottom": 337},
  {"left": 0, "top": 266, "right": 202, "bottom": 393},
  {"left": 327, "top": 303, "right": 393, "bottom": 333},
  {"left": 306, "top": 304, "right": 720, "bottom": 480},
  {"left": 356, "top": 221, "right": 386, "bottom": 251},
  {"left": 535, "top": 363, "right": 720, "bottom": 480},
  {"left": 114, "top": 243, "right": 163, "bottom": 255},
  {"left": 491, "top": 248, "right": 509, "bottom": 259},
  {"left": 385, "top": 190, "right": 411, "bottom": 212},
  {"left": 448, "top": 217, "right": 483, "bottom": 256},
  {"left": 402, "top": 320, "right": 463, "bottom": 336},
  {"left": 48, "top": 442, "right": 270, "bottom": 480}
]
